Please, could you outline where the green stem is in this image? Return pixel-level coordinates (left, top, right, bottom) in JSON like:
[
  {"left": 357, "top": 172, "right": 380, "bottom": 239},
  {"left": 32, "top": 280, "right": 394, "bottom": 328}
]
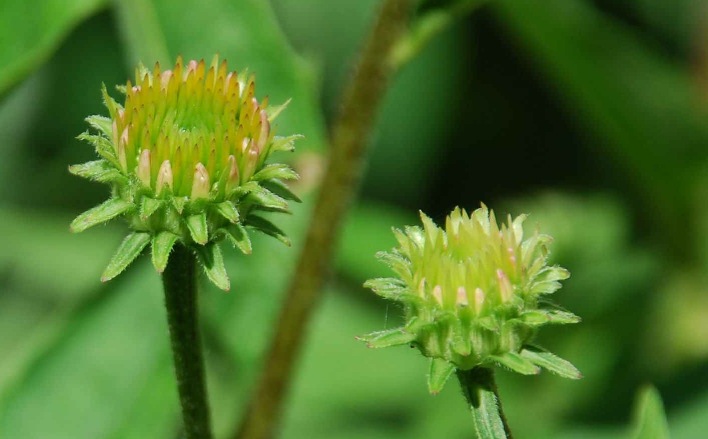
[
  {"left": 162, "top": 244, "right": 213, "bottom": 439},
  {"left": 235, "top": 1, "right": 413, "bottom": 438},
  {"left": 457, "top": 367, "right": 513, "bottom": 439}
]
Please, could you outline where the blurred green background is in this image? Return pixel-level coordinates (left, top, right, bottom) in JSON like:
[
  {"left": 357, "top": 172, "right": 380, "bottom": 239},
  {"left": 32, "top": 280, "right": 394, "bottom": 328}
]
[{"left": 1, "top": 0, "right": 707, "bottom": 438}]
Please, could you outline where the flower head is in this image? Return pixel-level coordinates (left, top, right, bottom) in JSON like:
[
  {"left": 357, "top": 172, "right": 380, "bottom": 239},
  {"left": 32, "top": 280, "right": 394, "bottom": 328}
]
[
  {"left": 70, "top": 56, "right": 301, "bottom": 290},
  {"left": 359, "top": 205, "right": 581, "bottom": 393}
]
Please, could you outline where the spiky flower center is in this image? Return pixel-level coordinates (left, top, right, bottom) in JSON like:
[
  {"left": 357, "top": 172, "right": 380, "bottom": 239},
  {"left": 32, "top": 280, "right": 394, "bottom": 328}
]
[
  {"left": 407, "top": 207, "right": 538, "bottom": 317},
  {"left": 106, "top": 57, "right": 271, "bottom": 199}
]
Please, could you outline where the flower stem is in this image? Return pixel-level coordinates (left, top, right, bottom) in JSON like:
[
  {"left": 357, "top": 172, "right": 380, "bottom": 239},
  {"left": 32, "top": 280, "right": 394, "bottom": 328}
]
[
  {"left": 162, "top": 244, "right": 213, "bottom": 439},
  {"left": 235, "top": 1, "right": 413, "bottom": 438},
  {"left": 457, "top": 367, "right": 513, "bottom": 439}
]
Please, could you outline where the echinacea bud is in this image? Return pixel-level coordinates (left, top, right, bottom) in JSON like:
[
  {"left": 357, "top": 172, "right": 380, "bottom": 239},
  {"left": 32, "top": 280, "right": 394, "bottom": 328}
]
[
  {"left": 191, "top": 163, "right": 210, "bottom": 200},
  {"left": 137, "top": 149, "right": 151, "bottom": 187},
  {"left": 359, "top": 204, "right": 581, "bottom": 394},
  {"left": 69, "top": 56, "right": 302, "bottom": 290},
  {"left": 156, "top": 160, "right": 174, "bottom": 194}
]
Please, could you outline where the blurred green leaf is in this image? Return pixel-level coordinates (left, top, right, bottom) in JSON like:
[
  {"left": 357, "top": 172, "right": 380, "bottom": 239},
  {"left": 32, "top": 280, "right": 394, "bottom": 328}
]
[
  {"left": 0, "top": 0, "right": 106, "bottom": 95},
  {"left": 0, "top": 208, "right": 122, "bottom": 300},
  {"left": 671, "top": 387, "right": 708, "bottom": 439},
  {"left": 632, "top": 386, "right": 670, "bottom": 439},
  {"left": 494, "top": 0, "right": 708, "bottom": 248},
  {"left": 111, "top": 0, "right": 170, "bottom": 66},
  {"left": 338, "top": 202, "right": 416, "bottom": 282},
  {"left": 509, "top": 193, "right": 658, "bottom": 318},
  {"left": 0, "top": 265, "right": 173, "bottom": 439}
]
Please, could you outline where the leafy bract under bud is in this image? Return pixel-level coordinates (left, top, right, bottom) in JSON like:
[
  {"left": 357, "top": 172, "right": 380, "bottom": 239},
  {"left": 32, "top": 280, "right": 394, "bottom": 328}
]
[
  {"left": 359, "top": 205, "right": 580, "bottom": 393},
  {"left": 70, "top": 56, "right": 302, "bottom": 290}
]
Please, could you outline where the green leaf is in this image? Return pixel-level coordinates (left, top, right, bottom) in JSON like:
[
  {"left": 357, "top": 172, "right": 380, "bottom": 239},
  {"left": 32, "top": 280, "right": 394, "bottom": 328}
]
[
  {"left": 101, "top": 232, "right": 151, "bottom": 281},
  {"left": 520, "top": 346, "right": 582, "bottom": 379},
  {"left": 68, "top": 160, "right": 123, "bottom": 183},
  {"left": 269, "top": 134, "right": 303, "bottom": 153},
  {"left": 221, "top": 223, "right": 252, "bottom": 255},
  {"left": 356, "top": 327, "right": 416, "bottom": 349},
  {"left": 76, "top": 132, "right": 118, "bottom": 166},
  {"left": 0, "top": 0, "right": 107, "bottom": 95},
  {"left": 85, "top": 115, "right": 113, "bottom": 137},
  {"left": 375, "top": 251, "right": 411, "bottom": 279},
  {"left": 633, "top": 386, "right": 670, "bottom": 439},
  {"left": 244, "top": 185, "right": 289, "bottom": 211},
  {"left": 427, "top": 358, "right": 455, "bottom": 395},
  {"left": 246, "top": 215, "right": 291, "bottom": 246},
  {"left": 186, "top": 213, "right": 208, "bottom": 245},
  {"left": 260, "top": 179, "right": 301, "bottom": 203},
  {"left": 150, "top": 232, "right": 178, "bottom": 273},
  {"left": 252, "top": 164, "right": 299, "bottom": 182},
  {"left": 520, "top": 309, "right": 581, "bottom": 326},
  {"left": 197, "top": 243, "right": 230, "bottom": 291},
  {"left": 265, "top": 98, "right": 291, "bottom": 121},
  {"left": 363, "top": 278, "right": 407, "bottom": 300},
  {"left": 70, "top": 198, "right": 132, "bottom": 233},
  {"left": 139, "top": 197, "right": 162, "bottom": 220},
  {"left": 214, "top": 201, "right": 240, "bottom": 224},
  {"left": 535, "top": 266, "right": 570, "bottom": 283},
  {"left": 171, "top": 197, "right": 187, "bottom": 214},
  {"left": 490, "top": 352, "right": 541, "bottom": 375}
]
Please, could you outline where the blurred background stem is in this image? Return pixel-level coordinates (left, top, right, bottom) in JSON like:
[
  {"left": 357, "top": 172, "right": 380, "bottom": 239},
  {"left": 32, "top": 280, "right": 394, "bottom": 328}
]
[
  {"left": 162, "top": 245, "right": 213, "bottom": 439},
  {"left": 390, "top": 0, "right": 487, "bottom": 69},
  {"left": 235, "top": 0, "right": 414, "bottom": 437},
  {"left": 111, "top": 0, "right": 170, "bottom": 67}
]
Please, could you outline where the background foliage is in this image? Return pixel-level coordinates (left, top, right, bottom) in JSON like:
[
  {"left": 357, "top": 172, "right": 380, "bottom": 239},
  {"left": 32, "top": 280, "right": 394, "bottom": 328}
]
[{"left": 0, "top": 0, "right": 706, "bottom": 438}]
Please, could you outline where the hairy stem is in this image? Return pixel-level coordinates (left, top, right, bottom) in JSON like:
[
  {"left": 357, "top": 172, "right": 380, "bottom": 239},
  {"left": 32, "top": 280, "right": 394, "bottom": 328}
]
[
  {"left": 457, "top": 367, "right": 513, "bottom": 439},
  {"left": 162, "top": 244, "right": 213, "bottom": 439},
  {"left": 235, "top": 1, "right": 413, "bottom": 438}
]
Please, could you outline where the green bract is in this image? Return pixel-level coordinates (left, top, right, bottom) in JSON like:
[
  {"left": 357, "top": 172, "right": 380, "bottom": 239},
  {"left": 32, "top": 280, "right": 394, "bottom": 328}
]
[
  {"left": 70, "top": 56, "right": 301, "bottom": 290},
  {"left": 359, "top": 205, "right": 581, "bottom": 393}
]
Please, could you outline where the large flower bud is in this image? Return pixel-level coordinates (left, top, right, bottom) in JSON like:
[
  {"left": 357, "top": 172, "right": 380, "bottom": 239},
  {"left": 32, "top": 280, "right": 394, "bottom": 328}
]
[{"left": 69, "top": 56, "right": 302, "bottom": 290}]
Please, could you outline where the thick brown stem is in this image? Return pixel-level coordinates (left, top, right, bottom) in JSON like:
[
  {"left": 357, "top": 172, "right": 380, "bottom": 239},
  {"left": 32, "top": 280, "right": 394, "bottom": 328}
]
[{"left": 235, "top": 1, "right": 413, "bottom": 438}]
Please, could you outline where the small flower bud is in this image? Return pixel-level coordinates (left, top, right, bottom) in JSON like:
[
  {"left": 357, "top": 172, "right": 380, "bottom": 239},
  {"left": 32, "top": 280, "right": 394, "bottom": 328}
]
[
  {"left": 360, "top": 205, "right": 579, "bottom": 390},
  {"left": 225, "top": 155, "right": 240, "bottom": 192},
  {"left": 156, "top": 160, "right": 174, "bottom": 194},
  {"left": 456, "top": 287, "right": 469, "bottom": 307},
  {"left": 497, "top": 269, "right": 513, "bottom": 303},
  {"left": 191, "top": 163, "right": 210, "bottom": 200},
  {"left": 474, "top": 287, "right": 485, "bottom": 314},
  {"left": 432, "top": 285, "right": 443, "bottom": 306},
  {"left": 137, "top": 149, "right": 151, "bottom": 187}
]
